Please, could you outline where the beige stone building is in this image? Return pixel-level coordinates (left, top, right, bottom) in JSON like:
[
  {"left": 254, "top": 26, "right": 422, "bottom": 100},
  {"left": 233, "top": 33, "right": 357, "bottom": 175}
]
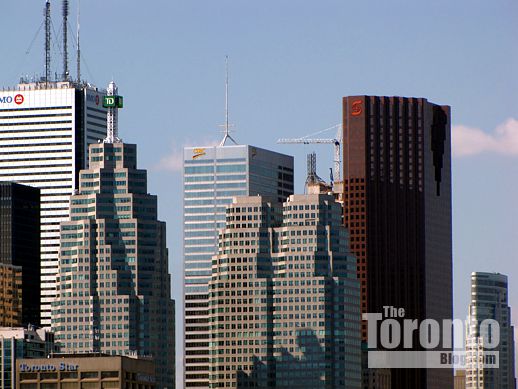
[
  {"left": 208, "top": 193, "right": 361, "bottom": 388},
  {"left": 16, "top": 354, "right": 155, "bottom": 389},
  {"left": 454, "top": 370, "right": 466, "bottom": 389},
  {"left": 51, "top": 143, "right": 175, "bottom": 388}
]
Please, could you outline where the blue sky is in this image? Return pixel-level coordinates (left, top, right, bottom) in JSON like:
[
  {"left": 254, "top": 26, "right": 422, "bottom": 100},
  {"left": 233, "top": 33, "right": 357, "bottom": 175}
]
[{"left": 2, "top": 0, "right": 518, "bottom": 384}]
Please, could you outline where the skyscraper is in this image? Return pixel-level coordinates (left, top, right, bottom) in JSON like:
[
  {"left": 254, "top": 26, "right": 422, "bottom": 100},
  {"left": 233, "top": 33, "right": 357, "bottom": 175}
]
[
  {"left": 0, "top": 264, "right": 22, "bottom": 327},
  {"left": 342, "top": 95, "right": 452, "bottom": 388},
  {"left": 0, "top": 81, "right": 108, "bottom": 324},
  {"left": 52, "top": 141, "right": 175, "bottom": 389},
  {"left": 0, "top": 325, "right": 59, "bottom": 389},
  {"left": 183, "top": 145, "right": 294, "bottom": 388},
  {"left": 208, "top": 193, "right": 361, "bottom": 388},
  {"left": 465, "top": 272, "right": 516, "bottom": 389},
  {"left": 0, "top": 182, "right": 40, "bottom": 326}
]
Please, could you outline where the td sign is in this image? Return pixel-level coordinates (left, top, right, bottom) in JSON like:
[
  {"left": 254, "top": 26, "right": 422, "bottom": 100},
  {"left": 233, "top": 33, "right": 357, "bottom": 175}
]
[{"left": 103, "top": 95, "right": 124, "bottom": 108}]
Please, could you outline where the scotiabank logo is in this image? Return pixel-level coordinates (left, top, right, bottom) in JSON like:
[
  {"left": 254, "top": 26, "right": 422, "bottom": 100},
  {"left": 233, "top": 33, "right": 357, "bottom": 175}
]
[
  {"left": 0, "top": 94, "right": 25, "bottom": 105},
  {"left": 351, "top": 99, "right": 363, "bottom": 116}
]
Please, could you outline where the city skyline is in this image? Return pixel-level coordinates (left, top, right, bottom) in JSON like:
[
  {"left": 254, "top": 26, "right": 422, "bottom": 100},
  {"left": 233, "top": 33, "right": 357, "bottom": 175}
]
[{"left": 1, "top": 1, "right": 518, "bottom": 387}]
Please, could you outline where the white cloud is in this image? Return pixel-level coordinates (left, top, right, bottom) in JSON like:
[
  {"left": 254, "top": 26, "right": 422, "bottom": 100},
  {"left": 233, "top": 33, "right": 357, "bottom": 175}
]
[
  {"left": 154, "top": 137, "right": 220, "bottom": 173},
  {"left": 453, "top": 118, "right": 518, "bottom": 157}
]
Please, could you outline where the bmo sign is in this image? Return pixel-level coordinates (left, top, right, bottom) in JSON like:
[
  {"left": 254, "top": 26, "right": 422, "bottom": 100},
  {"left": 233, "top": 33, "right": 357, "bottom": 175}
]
[{"left": 0, "top": 94, "right": 24, "bottom": 105}]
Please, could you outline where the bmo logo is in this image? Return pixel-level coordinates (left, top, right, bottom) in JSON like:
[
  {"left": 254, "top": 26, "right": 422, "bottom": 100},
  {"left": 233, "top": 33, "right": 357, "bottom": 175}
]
[
  {"left": 0, "top": 94, "right": 24, "bottom": 105},
  {"left": 86, "top": 93, "right": 100, "bottom": 106}
]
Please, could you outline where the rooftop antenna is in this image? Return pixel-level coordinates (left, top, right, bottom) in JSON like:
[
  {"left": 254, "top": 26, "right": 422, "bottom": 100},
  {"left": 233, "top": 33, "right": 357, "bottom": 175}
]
[
  {"left": 62, "top": 0, "right": 69, "bottom": 80},
  {"left": 45, "top": 0, "right": 51, "bottom": 85},
  {"left": 219, "top": 56, "right": 237, "bottom": 146},
  {"left": 103, "top": 81, "right": 124, "bottom": 144},
  {"left": 76, "top": 0, "right": 80, "bottom": 83}
]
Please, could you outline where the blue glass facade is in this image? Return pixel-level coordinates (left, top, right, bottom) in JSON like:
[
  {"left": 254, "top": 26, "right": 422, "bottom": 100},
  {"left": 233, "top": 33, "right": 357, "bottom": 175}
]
[{"left": 183, "top": 145, "right": 293, "bottom": 388}]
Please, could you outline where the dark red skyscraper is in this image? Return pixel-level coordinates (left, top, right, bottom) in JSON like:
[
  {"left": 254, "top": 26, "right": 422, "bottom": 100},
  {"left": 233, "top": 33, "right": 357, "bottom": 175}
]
[{"left": 342, "top": 96, "right": 453, "bottom": 388}]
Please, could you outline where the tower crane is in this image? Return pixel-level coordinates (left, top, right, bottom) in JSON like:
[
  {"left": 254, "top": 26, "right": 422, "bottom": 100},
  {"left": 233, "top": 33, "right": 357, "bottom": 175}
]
[{"left": 277, "top": 124, "right": 343, "bottom": 182}]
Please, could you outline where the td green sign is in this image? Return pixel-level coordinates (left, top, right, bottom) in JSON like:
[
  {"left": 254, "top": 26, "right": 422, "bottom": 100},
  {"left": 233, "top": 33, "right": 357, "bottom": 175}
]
[{"left": 103, "top": 96, "right": 124, "bottom": 108}]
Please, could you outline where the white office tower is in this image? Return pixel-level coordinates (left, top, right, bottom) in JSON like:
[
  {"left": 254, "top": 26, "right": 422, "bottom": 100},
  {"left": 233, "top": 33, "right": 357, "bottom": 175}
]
[
  {"left": 0, "top": 81, "right": 108, "bottom": 324},
  {"left": 465, "top": 272, "right": 516, "bottom": 389},
  {"left": 183, "top": 144, "right": 294, "bottom": 388}
]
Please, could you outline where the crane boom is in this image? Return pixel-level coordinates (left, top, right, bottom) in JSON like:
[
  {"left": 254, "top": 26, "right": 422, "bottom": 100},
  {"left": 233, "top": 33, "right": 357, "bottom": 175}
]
[
  {"left": 277, "top": 138, "right": 336, "bottom": 144},
  {"left": 277, "top": 124, "right": 342, "bottom": 182}
]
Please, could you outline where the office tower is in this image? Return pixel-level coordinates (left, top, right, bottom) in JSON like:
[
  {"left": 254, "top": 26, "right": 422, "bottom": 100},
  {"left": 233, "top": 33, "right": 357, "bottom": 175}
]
[
  {"left": 342, "top": 96, "right": 452, "bottom": 388},
  {"left": 52, "top": 141, "right": 175, "bottom": 389},
  {"left": 0, "top": 182, "right": 40, "bottom": 326},
  {"left": 465, "top": 272, "right": 516, "bottom": 389},
  {"left": 0, "top": 325, "right": 59, "bottom": 389},
  {"left": 0, "top": 264, "right": 22, "bottom": 327},
  {"left": 0, "top": 82, "right": 108, "bottom": 324},
  {"left": 183, "top": 145, "right": 294, "bottom": 388},
  {"left": 207, "top": 194, "right": 361, "bottom": 388},
  {"left": 454, "top": 370, "right": 466, "bottom": 389}
]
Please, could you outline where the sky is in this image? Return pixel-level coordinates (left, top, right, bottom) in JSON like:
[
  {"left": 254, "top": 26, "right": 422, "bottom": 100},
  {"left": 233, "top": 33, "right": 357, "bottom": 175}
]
[{"left": 1, "top": 0, "right": 518, "bottom": 385}]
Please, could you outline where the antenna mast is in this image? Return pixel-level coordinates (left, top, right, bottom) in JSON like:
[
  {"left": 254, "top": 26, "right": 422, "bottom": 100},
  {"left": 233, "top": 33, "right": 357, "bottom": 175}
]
[
  {"left": 62, "top": 0, "right": 69, "bottom": 80},
  {"left": 76, "top": 0, "right": 81, "bottom": 83},
  {"left": 45, "top": 0, "right": 51, "bottom": 85},
  {"left": 225, "top": 56, "right": 229, "bottom": 136},
  {"left": 219, "top": 56, "right": 237, "bottom": 146}
]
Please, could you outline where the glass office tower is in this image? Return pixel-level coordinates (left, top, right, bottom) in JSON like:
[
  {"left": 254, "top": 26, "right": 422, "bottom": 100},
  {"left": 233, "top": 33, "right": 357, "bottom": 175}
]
[
  {"left": 466, "top": 272, "right": 516, "bottom": 389},
  {"left": 183, "top": 144, "right": 293, "bottom": 388}
]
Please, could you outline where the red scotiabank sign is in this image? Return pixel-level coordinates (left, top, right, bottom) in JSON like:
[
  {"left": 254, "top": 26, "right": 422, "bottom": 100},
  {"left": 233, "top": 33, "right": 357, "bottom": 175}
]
[{"left": 351, "top": 99, "right": 362, "bottom": 116}]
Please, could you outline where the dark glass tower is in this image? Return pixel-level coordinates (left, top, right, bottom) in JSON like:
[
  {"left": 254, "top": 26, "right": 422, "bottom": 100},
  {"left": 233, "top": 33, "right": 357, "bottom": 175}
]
[
  {"left": 342, "top": 96, "right": 452, "bottom": 389},
  {"left": 0, "top": 182, "right": 40, "bottom": 326}
]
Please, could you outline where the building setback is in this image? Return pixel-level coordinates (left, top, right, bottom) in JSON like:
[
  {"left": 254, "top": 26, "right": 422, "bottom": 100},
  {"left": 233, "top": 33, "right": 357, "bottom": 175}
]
[
  {"left": 183, "top": 145, "right": 293, "bottom": 388},
  {"left": 342, "top": 95, "right": 453, "bottom": 388},
  {"left": 465, "top": 272, "right": 516, "bottom": 389},
  {"left": 0, "top": 82, "right": 108, "bottom": 325},
  {"left": 51, "top": 142, "right": 175, "bottom": 389},
  {"left": 208, "top": 194, "right": 361, "bottom": 388},
  {"left": 0, "top": 182, "right": 40, "bottom": 326}
]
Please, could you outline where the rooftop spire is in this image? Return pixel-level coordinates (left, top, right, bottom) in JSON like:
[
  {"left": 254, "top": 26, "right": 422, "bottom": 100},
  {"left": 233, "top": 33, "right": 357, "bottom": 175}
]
[
  {"left": 219, "top": 56, "right": 237, "bottom": 146},
  {"left": 103, "top": 81, "right": 124, "bottom": 144}
]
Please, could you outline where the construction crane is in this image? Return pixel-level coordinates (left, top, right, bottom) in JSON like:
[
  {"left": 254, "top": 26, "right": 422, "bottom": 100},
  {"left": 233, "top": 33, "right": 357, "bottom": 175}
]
[{"left": 277, "top": 123, "right": 342, "bottom": 182}]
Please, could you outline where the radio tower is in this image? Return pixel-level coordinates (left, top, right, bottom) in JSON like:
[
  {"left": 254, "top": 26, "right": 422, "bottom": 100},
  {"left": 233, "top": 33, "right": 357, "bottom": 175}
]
[
  {"left": 62, "top": 0, "right": 69, "bottom": 80},
  {"left": 45, "top": 0, "right": 51, "bottom": 85},
  {"left": 76, "top": 0, "right": 81, "bottom": 83}
]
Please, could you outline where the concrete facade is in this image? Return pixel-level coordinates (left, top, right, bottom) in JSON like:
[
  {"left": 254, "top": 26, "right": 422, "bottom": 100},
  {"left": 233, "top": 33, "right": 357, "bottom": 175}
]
[
  {"left": 0, "top": 82, "right": 108, "bottom": 324},
  {"left": 16, "top": 354, "right": 155, "bottom": 389},
  {"left": 208, "top": 194, "right": 361, "bottom": 388},
  {"left": 51, "top": 143, "right": 175, "bottom": 388}
]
